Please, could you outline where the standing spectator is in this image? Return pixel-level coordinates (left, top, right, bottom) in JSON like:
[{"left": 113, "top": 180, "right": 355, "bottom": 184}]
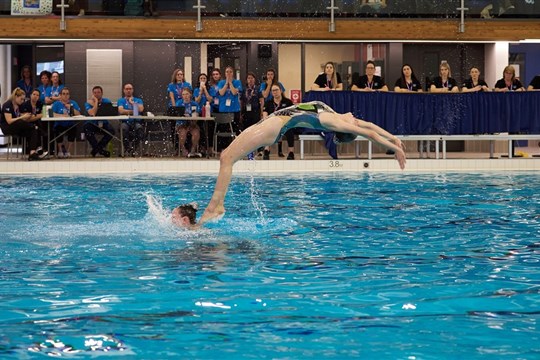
[
  {"left": 194, "top": 73, "right": 214, "bottom": 155},
  {"left": 208, "top": 68, "right": 222, "bottom": 113},
  {"left": 461, "top": 67, "right": 491, "bottom": 92},
  {"left": 37, "top": 70, "right": 52, "bottom": 103},
  {"left": 16, "top": 65, "right": 33, "bottom": 100},
  {"left": 241, "top": 72, "right": 264, "bottom": 159},
  {"left": 527, "top": 74, "right": 540, "bottom": 91},
  {"left": 84, "top": 85, "right": 115, "bottom": 158},
  {"left": 494, "top": 65, "right": 525, "bottom": 92},
  {"left": 21, "top": 88, "right": 48, "bottom": 150},
  {"left": 217, "top": 65, "right": 242, "bottom": 135},
  {"left": 262, "top": 85, "right": 294, "bottom": 160},
  {"left": 45, "top": 71, "right": 64, "bottom": 105},
  {"left": 117, "top": 83, "right": 145, "bottom": 156},
  {"left": 351, "top": 60, "right": 389, "bottom": 91},
  {"left": 430, "top": 61, "right": 459, "bottom": 93},
  {"left": 1, "top": 88, "right": 47, "bottom": 161},
  {"left": 167, "top": 68, "right": 192, "bottom": 111},
  {"left": 357, "top": 0, "right": 387, "bottom": 16},
  {"left": 311, "top": 61, "right": 343, "bottom": 91},
  {"left": 259, "top": 68, "right": 285, "bottom": 102},
  {"left": 394, "top": 64, "right": 423, "bottom": 92},
  {"left": 52, "top": 87, "right": 81, "bottom": 158}
]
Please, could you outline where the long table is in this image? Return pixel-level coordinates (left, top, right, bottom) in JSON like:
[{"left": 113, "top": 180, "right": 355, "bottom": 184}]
[
  {"left": 42, "top": 115, "right": 215, "bottom": 157},
  {"left": 303, "top": 91, "right": 540, "bottom": 135}
]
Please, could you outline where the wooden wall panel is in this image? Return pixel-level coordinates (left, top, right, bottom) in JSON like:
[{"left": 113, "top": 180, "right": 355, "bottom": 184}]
[{"left": 1, "top": 17, "right": 540, "bottom": 42}]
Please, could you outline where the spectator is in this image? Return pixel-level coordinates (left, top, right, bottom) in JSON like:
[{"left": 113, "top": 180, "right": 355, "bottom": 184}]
[
  {"left": 21, "top": 88, "right": 47, "bottom": 150},
  {"left": 394, "top": 64, "right": 423, "bottom": 92},
  {"left": 194, "top": 73, "right": 214, "bottom": 155},
  {"left": 262, "top": 84, "right": 294, "bottom": 160},
  {"left": 357, "top": 0, "right": 387, "bottom": 16},
  {"left": 84, "top": 85, "right": 114, "bottom": 158},
  {"left": 1, "top": 88, "right": 47, "bottom": 161},
  {"left": 117, "top": 83, "right": 145, "bottom": 156},
  {"left": 241, "top": 71, "right": 264, "bottom": 131},
  {"left": 461, "top": 67, "right": 491, "bottom": 92},
  {"left": 494, "top": 65, "right": 525, "bottom": 92},
  {"left": 351, "top": 60, "right": 389, "bottom": 91},
  {"left": 208, "top": 68, "right": 222, "bottom": 113},
  {"left": 175, "top": 88, "right": 202, "bottom": 158},
  {"left": 16, "top": 65, "right": 33, "bottom": 100},
  {"left": 45, "top": 71, "right": 64, "bottom": 105},
  {"left": 260, "top": 68, "right": 286, "bottom": 101},
  {"left": 52, "top": 87, "right": 81, "bottom": 158},
  {"left": 37, "top": 70, "right": 52, "bottom": 103},
  {"left": 527, "top": 74, "right": 540, "bottom": 91},
  {"left": 311, "top": 61, "right": 343, "bottom": 91},
  {"left": 217, "top": 65, "right": 242, "bottom": 139},
  {"left": 430, "top": 61, "right": 459, "bottom": 93},
  {"left": 167, "top": 68, "right": 192, "bottom": 111}
]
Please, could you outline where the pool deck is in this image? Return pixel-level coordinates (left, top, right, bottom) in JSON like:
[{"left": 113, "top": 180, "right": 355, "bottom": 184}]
[{"left": 1, "top": 148, "right": 540, "bottom": 174}]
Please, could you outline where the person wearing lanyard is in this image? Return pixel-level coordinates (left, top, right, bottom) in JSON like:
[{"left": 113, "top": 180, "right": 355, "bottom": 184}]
[
  {"left": 240, "top": 72, "right": 264, "bottom": 160},
  {"left": 208, "top": 68, "right": 222, "bottom": 114},
  {"left": 352, "top": 60, "right": 389, "bottom": 92},
  {"left": 51, "top": 87, "right": 81, "bottom": 158},
  {"left": 262, "top": 85, "right": 294, "bottom": 160},
  {"left": 16, "top": 65, "right": 33, "bottom": 100},
  {"left": 259, "top": 68, "right": 286, "bottom": 102},
  {"left": 167, "top": 68, "right": 192, "bottom": 110},
  {"left": 117, "top": 83, "right": 145, "bottom": 157},
  {"left": 1, "top": 88, "right": 47, "bottom": 161},
  {"left": 394, "top": 64, "right": 423, "bottom": 93},
  {"left": 311, "top": 61, "right": 343, "bottom": 91},
  {"left": 430, "top": 62, "right": 459, "bottom": 93},
  {"left": 175, "top": 88, "right": 202, "bottom": 158},
  {"left": 45, "top": 71, "right": 64, "bottom": 105},
  {"left": 461, "top": 67, "right": 491, "bottom": 93},
  {"left": 217, "top": 66, "right": 242, "bottom": 150},
  {"left": 494, "top": 65, "right": 525, "bottom": 92}
]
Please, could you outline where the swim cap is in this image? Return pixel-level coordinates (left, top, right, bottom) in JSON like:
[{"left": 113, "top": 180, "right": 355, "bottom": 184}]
[{"left": 333, "top": 132, "right": 357, "bottom": 144}]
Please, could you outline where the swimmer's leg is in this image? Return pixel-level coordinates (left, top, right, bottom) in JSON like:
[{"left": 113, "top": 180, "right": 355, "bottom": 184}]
[
  {"left": 198, "top": 116, "right": 282, "bottom": 225},
  {"left": 319, "top": 112, "right": 407, "bottom": 169}
]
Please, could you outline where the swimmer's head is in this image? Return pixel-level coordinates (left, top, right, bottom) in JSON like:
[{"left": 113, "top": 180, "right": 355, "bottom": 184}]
[
  {"left": 172, "top": 202, "right": 198, "bottom": 227},
  {"left": 333, "top": 132, "right": 357, "bottom": 144}
]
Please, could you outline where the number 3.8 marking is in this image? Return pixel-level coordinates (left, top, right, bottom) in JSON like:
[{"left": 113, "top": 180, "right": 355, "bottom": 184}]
[{"left": 329, "top": 160, "right": 343, "bottom": 168}]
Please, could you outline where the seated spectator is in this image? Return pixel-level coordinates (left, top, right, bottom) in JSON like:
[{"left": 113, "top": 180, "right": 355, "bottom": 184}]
[
  {"left": 16, "top": 65, "right": 33, "bottom": 100},
  {"left": 430, "top": 61, "right": 459, "bottom": 93},
  {"left": 84, "top": 85, "right": 114, "bottom": 158},
  {"left": 21, "top": 88, "right": 48, "bottom": 150},
  {"left": 351, "top": 60, "right": 389, "bottom": 91},
  {"left": 527, "top": 75, "right": 540, "bottom": 91},
  {"left": 117, "top": 83, "right": 145, "bottom": 156},
  {"left": 167, "top": 68, "right": 192, "bottom": 112},
  {"left": 494, "top": 65, "right": 525, "bottom": 92},
  {"left": 357, "top": 0, "right": 387, "bottom": 16},
  {"left": 37, "top": 70, "right": 51, "bottom": 103},
  {"left": 1, "top": 88, "right": 47, "bottom": 161},
  {"left": 311, "top": 62, "right": 343, "bottom": 91},
  {"left": 175, "top": 88, "right": 202, "bottom": 158},
  {"left": 262, "top": 85, "right": 294, "bottom": 160},
  {"left": 52, "top": 87, "right": 81, "bottom": 158},
  {"left": 394, "top": 64, "right": 423, "bottom": 92},
  {"left": 45, "top": 71, "right": 64, "bottom": 105},
  {"left": 461, "top": 67, "right": 491, "bottom": 92}
]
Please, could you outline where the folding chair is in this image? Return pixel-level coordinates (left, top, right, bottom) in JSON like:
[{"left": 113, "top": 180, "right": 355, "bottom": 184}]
[{"left": 213, "top": 113, "right": 236, "bottom": 154}]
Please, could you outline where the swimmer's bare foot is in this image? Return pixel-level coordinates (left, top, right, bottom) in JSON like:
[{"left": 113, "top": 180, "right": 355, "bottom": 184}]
[{"left": 198, "top": 205, "right": 225, "bottom": 225}]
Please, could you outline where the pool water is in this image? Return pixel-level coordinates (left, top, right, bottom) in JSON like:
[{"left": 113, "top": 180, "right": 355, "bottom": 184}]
[{"left": 0, "top": 173, "right": 539, "bottom": 359}]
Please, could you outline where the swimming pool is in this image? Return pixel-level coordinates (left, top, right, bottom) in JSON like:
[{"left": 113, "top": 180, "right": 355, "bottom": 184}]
[{"left": 1, "top": 173, "right": 539, "bottom": 359}]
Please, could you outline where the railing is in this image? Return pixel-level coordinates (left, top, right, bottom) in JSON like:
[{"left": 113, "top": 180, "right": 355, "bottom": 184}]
[{"left": 2, "top": 1, "right": 539, "bottom": 19}]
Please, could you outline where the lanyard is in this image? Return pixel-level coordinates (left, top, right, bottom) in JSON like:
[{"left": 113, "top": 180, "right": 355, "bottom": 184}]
[{"left": 407, "top": 81, "right": 414, "bottom": 91}]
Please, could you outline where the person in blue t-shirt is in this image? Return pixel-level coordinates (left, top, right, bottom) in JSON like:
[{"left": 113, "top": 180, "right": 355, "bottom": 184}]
[
  {"left": 175, "top": 88, "right": 202, "bottom": 158},
  {"left": 217, "top": 66, "right": 242, "bottom": 149},
  {"left": 84, "top": 85, "right": 115, "bottom": 158},
  {"left": 167, "top": 68, "right": 192, "bottom": 109},
  {"left": 16, "top": 65, "right": 33, "bottom": 100},
  {"left": 37, "top": 70, "right": 52, "bottom": 103},
  {"left": 117, "top": 83, "right": 145, "bottom": 156},
  {"left": 208, "top": 68, "right": 222, "bottom": 113},
  {"left": 45, "top": 71, "right": 64, "bottom": 105},
  {"left": 51, "top": 87, "right": 81, "bottom": 158},
  {"left": 259, "top": 68, "right": 285, "bottom": 102}
]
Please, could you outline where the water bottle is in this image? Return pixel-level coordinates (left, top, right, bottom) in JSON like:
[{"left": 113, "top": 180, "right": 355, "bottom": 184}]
[
  {"left": 133, "top": 102, "right": 139, "bottom": 116},
  {"left": 205, "top": 102, "right": 211, "bottom": 117}
]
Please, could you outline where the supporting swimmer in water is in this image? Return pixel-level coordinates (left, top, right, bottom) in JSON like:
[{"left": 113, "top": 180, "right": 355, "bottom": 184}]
[
  {"left": 171, "top": 202, "right": 198, "bottom": 228},
  {"left": 196, "top": 101, "right": 406, "bottom": 226}
]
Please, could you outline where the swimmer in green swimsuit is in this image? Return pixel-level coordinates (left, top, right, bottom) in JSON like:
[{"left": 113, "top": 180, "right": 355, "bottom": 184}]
[{"left": 197, "top": 101, "right": 406, "bottom": 226}]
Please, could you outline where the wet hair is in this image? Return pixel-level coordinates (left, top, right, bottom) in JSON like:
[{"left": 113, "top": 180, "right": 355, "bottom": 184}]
[
  {"left": 175, "top": 202, "right": 198, "bottom": 225},
  {"left": 333, "top": 132, "right": 357, "bottom": 144}
]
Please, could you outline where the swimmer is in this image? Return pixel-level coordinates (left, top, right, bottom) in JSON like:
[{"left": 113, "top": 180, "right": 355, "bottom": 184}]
[
  {"left": 171, "top": 202, "right": 199, "bottom": 228},
  {"left": 197, "top": 101, "right": 406, "bottom": 226}
]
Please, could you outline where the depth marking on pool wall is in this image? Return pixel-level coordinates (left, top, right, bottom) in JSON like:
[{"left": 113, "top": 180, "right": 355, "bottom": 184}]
[{"left": 329, "top": 160, "right": 343, "bottom": 168}]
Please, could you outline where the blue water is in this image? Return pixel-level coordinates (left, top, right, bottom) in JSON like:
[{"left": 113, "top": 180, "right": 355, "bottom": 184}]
[{"left": 0, "top": 173, "right": 539, "bottom": 359}]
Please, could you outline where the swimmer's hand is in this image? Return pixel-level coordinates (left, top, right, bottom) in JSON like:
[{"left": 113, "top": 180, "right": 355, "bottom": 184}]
[{"left": 395, "top": 149, "right": 406, "bottom": 170}]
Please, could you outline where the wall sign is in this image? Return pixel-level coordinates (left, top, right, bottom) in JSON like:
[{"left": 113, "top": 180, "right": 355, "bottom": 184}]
[{"left": 11, "top": 0, "right": 52, "bottom": 16}]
